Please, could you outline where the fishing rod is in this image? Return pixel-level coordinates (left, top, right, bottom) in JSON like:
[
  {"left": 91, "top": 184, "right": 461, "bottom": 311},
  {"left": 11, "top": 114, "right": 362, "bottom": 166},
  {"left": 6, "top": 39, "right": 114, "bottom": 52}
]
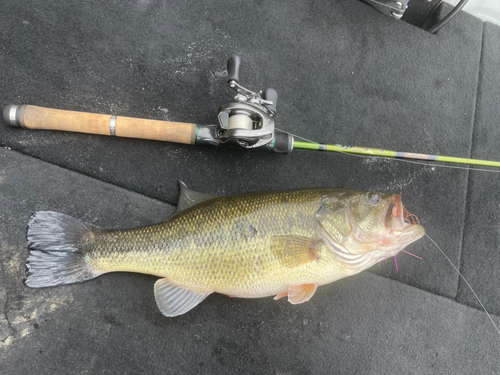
[{"left": 4, "top": 55, "right": 500, "bottom": 169}]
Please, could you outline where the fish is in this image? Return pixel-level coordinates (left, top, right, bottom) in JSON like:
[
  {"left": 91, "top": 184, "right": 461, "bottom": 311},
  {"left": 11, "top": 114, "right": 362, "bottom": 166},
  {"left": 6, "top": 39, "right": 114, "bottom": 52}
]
[{"left": 25, "top": 183, "right": 425, "bottom": 317}]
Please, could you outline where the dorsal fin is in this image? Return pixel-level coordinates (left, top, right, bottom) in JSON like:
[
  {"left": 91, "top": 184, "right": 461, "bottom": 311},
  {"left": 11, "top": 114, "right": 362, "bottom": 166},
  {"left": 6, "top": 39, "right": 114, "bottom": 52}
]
[{"left": 176, "top": 181, "right": 218, "bottom": 212}]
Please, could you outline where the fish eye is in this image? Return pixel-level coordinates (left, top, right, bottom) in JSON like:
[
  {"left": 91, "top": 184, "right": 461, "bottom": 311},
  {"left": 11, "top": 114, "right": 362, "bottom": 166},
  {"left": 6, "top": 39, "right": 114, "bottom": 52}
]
[{"left": 367, "top": 192, "right": 380, "bottom": 204}]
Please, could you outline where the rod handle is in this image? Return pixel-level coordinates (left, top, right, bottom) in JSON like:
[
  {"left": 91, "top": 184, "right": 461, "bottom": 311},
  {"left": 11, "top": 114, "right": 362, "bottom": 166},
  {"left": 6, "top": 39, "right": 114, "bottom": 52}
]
[{"left": 3, "top": 105, "right": 197, "bottom": 145}]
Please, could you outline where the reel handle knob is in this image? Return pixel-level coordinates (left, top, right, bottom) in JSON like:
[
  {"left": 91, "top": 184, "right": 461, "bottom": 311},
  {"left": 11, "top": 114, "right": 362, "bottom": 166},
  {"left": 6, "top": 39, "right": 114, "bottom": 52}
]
[
  {"left": 263, "top": 88, "right": 278, "bottom": 113},
  {"left": 227, "top": 55, "right": 241, "bottom": 83}
]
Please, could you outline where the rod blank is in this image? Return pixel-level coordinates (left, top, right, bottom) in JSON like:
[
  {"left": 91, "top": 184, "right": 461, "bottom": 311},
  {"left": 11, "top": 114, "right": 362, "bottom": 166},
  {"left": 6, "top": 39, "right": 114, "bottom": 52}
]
[{"left": 293, "top": 140, "right": 500, "bottom": 168}]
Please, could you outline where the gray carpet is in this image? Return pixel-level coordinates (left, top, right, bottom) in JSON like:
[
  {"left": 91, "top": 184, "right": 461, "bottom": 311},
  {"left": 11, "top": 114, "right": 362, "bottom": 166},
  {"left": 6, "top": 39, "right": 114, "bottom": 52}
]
[
  {"left": 1, "top": 149, "right": 499, "bottom": 374},
  {"left": 0, "top": 1, "right": 499, "bottom": 373},
  {"left": 458, "top": 22, "right": 500, "bottom": 314}
]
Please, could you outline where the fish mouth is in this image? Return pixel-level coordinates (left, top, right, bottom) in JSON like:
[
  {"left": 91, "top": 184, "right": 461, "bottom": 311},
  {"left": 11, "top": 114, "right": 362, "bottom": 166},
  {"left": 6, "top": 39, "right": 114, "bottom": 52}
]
[
  {"left": 384, "top": 194, "right": 405, "bottom": 230},
  {"left": 388, "top": 223, "right": 425, "bottom": 250},
  {"left": 383, "top": 193, "right": 425, "bottom": 248},
  {"left": 384, "top": 193, "right": 425, "bottom": 254},
  {"left": 370, "top": 223, "right": 425, "bottom": 267}
]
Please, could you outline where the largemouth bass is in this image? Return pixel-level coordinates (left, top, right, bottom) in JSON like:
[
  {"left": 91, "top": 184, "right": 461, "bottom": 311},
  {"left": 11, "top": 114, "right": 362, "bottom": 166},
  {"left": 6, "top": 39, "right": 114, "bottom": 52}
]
[{"left": 26, "top": 184, "right": 425, "bottom": 317}]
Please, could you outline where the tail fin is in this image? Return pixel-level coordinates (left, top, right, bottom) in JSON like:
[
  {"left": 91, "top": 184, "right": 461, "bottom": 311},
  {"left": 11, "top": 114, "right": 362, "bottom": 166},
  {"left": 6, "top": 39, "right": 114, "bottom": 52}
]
[{"left": 26, "top": 211, "right": 100, "bottom": 288}]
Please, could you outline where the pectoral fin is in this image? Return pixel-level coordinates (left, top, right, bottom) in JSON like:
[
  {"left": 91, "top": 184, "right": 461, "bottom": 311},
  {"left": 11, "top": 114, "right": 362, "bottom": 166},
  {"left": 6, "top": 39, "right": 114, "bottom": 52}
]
[
  {"left": 274, "top": 291, "right": 288, "bottom": 300},
  {"left": 154, "top": 278, "right": 211, "bottom": 317},
  {"left": 288, "top": 284, "right": 318, "bottom": 304},
  {"left": 271, "top": 235, "right": 322, "bottom": 268}
]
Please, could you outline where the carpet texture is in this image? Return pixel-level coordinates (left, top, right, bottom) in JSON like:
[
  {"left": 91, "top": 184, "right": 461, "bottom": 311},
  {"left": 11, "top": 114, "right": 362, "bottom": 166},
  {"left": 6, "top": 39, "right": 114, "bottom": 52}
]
[{"left": 0, "top": 1, "right": 499, "bottom": 373}]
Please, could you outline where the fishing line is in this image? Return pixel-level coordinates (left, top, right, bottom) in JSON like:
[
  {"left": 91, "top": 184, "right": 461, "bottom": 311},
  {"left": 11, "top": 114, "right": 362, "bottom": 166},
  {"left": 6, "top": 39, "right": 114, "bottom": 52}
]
[
  {"left": 278, "top": 129, "right": 500, "bottom": 174},
  {"left": 425, "top": 234, "right": 500, "bottom": 336}
]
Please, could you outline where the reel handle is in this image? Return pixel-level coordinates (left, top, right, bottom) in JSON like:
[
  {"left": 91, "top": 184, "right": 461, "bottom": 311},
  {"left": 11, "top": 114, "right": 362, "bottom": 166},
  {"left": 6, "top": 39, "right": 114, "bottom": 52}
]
[
  {"left": 3, "top": 105, "right": 197, "bottom": 145},
  {"left": 263, "top": 88, "right": 278, "bottom": 113},
  {"left": 227, "top": 55, "right": 241, "bottom": 83}
]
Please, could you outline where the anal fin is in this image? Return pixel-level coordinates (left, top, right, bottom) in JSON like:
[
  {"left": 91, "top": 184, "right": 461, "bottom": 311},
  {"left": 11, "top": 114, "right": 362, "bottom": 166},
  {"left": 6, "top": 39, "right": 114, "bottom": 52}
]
[{"left": 154, "top": 278, "right": 211, "bottom": 317}]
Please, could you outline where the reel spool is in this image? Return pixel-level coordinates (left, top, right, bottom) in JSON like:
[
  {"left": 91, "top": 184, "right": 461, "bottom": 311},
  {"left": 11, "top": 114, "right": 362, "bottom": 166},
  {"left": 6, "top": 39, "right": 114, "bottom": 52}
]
[
  {"left": 217, "top": 55, "right": 280, "bottom": 149},
  {"left": 227, "top": 110, "right": 254, "bottom": 130}
]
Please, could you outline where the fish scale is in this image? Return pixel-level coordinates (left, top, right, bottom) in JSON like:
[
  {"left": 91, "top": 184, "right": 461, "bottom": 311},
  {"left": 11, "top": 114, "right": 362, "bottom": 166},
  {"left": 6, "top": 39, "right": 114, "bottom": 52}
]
[
  {"left": 84, "top": 189, "right": 345, "bottom": 297},
  {"left": 25, "top": 186, "right": 424, "bottom": 316}
]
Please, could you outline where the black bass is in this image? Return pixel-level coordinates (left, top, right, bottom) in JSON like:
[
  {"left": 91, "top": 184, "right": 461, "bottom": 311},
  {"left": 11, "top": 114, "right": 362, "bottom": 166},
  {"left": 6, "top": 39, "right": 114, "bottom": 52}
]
[{"left": 25, "top": 184, "right": 425, "bottom": 317}]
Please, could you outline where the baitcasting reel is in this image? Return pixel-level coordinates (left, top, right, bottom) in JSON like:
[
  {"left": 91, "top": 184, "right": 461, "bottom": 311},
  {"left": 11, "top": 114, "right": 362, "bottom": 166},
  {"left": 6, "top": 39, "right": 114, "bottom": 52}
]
[
  {"left": 189, "top": 55, "right": 293, "bottom": 153},
  {"left": 218, "top": 55, "right": 277, "bottom": 149}
]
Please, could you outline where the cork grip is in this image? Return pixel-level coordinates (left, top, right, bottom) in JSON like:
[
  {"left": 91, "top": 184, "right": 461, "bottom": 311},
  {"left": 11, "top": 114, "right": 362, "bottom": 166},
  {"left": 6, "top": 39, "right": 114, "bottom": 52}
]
[{"left": 7, "top": 105, "right": 197, "bottom": 145}]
